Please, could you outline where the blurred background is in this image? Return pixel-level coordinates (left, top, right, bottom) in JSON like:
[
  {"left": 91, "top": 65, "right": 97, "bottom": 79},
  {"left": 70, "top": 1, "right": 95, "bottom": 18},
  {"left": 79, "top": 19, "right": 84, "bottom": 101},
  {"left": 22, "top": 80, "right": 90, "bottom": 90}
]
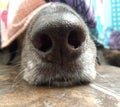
[{"left": 92, "top": 0, "right": 120, "bottom": 49}]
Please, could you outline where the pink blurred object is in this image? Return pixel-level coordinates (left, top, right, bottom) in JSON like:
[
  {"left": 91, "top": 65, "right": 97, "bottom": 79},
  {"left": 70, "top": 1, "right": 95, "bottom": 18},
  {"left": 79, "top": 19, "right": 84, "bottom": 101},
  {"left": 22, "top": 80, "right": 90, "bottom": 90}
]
[{"left": 0, "top": 0, "right": 46, "bottom": 48}]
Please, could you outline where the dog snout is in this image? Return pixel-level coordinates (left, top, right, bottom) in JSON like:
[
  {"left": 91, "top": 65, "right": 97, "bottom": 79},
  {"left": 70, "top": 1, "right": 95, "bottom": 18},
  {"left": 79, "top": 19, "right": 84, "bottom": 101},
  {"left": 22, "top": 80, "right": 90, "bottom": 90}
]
[{"left": 31, "top": 11, "right": 86, "bottom": 64}]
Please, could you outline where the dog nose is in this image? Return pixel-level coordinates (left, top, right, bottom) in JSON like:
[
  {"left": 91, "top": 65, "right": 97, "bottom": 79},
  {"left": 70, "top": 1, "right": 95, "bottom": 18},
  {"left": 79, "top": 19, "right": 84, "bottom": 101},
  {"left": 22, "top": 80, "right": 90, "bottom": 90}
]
[{"left": 32, "top": 13, "right": 86, "bottom": 64}]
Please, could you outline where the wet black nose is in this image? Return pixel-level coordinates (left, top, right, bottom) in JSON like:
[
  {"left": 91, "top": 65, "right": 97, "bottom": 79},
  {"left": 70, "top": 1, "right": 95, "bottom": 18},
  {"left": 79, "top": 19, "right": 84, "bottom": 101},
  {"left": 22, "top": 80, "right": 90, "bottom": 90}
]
[{"left": 32, "top": 13, "right": 86, "bottom": 64}]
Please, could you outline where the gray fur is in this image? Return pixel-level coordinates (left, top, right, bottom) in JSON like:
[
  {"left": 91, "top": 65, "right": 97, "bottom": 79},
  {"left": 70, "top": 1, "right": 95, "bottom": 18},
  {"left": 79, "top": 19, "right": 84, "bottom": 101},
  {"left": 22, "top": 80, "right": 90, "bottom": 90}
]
[{"left": 21, "top": 3, "right": 96, "bottom": 86}]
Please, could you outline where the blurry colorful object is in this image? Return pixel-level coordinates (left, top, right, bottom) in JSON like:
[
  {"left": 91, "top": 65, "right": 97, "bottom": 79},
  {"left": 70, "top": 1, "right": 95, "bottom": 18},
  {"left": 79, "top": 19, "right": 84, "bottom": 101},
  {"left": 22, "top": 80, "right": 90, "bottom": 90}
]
[
  {"left": 109, "top": 30, "right": 120, "bottom": 49},
  {"left": 0, "top": 0, "right": 46, "bottom": 48},
  {"left": 93, "top": 0, "right": 120, "bottom": 49},
  {"left": 0, "top": 0, "right": 9, "bottom": 46}
]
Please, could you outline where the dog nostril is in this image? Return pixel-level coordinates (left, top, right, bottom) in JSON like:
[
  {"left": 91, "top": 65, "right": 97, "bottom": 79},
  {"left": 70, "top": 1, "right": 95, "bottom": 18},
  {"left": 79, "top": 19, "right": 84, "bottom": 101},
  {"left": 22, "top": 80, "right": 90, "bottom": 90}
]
[
  {"left": 32, "top": 34, "right": 52, "bottom": 52},
  {"left": 68, "top": 30, "right": 82, "bottom": 49}
]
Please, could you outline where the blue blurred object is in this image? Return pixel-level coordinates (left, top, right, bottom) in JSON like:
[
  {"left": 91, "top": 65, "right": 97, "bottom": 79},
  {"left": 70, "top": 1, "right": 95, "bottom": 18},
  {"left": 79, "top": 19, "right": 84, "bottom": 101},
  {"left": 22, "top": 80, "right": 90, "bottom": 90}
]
[
  {"left": 92, "top": 0, "right": 120, "bottom": 49},
  {"left": 111, "top": 0, "right": 120, "bottom": 31}
]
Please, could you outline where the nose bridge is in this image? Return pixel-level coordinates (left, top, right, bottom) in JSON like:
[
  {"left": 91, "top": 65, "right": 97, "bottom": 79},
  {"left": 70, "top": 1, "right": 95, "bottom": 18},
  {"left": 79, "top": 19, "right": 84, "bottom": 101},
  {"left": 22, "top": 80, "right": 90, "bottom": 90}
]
[{"left": 44, "top": 25, "right": 69, "bottom": 64}]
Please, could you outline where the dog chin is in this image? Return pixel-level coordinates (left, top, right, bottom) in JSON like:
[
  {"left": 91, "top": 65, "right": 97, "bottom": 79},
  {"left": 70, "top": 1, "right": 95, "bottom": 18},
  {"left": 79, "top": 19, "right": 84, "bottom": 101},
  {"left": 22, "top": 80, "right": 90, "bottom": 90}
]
[{"left": 23, "top": 67, "right": 96, "bottom": 87}]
